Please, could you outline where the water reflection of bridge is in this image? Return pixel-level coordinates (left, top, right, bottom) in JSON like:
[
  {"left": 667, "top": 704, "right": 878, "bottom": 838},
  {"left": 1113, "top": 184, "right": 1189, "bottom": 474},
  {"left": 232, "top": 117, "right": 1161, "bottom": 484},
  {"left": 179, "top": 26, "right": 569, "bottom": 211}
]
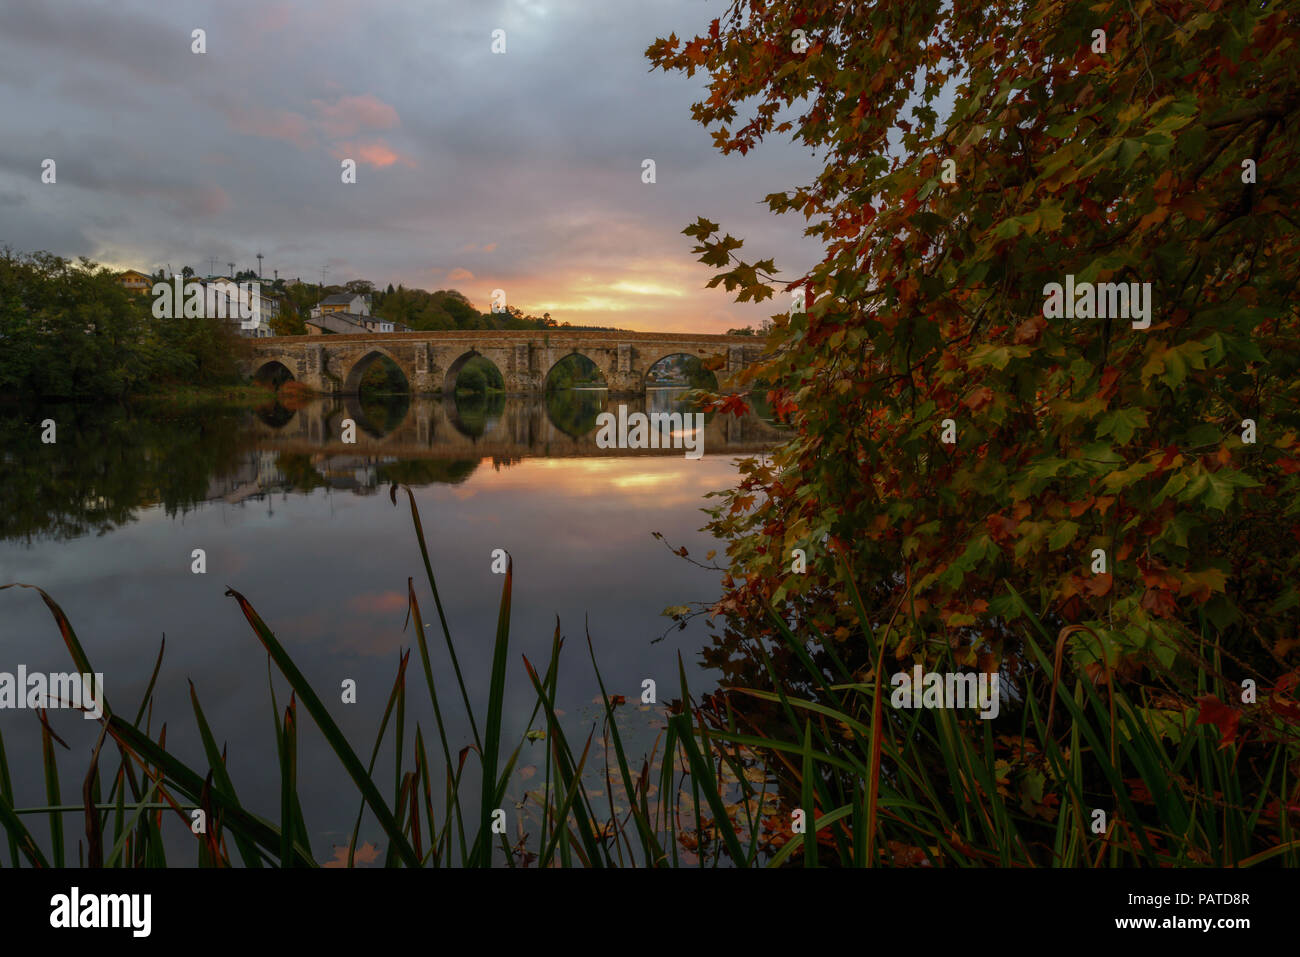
[{"left": 247, "top": 395, "right": 787, "bottom": 459}]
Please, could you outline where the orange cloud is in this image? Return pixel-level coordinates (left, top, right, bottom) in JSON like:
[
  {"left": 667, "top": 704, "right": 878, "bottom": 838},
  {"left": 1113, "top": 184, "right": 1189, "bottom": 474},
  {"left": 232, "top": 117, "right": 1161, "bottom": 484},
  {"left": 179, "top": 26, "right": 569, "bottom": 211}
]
[
  {"left": 445, "top": 267, "right": 474, "bottom": 281},
  {"left": 332, "top": 140, "right": 416, "bottom": 169},
  {"left": 324, "top": 842, "right": 381, "bottom": 867}
]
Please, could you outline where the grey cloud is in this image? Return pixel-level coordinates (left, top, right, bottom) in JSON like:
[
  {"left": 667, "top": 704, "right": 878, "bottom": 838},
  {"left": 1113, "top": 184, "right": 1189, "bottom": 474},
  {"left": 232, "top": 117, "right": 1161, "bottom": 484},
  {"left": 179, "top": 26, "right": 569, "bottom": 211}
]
[{"left": 0, "top": 0, "right": 823, "bottom": 326}]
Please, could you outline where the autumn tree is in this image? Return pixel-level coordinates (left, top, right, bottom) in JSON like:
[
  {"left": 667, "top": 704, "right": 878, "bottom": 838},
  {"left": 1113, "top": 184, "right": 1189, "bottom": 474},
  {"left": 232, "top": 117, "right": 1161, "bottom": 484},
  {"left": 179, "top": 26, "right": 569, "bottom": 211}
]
[{"left": 650, "top": 1, "right": 1300, "bottom": 695}]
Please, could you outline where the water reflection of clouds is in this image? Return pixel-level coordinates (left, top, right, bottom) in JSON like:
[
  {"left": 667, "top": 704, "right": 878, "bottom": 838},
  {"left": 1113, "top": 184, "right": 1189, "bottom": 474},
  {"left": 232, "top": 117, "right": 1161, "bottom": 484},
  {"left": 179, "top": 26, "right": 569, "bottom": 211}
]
[
  {"left": 346, "top": 591, "right": 408, "bottom": 615},
  {"left": 0, "top": 437, "right": 746, "bottom": 860},
  {"left": 488, "top": 457, "right": 734, "bottom": 508}
]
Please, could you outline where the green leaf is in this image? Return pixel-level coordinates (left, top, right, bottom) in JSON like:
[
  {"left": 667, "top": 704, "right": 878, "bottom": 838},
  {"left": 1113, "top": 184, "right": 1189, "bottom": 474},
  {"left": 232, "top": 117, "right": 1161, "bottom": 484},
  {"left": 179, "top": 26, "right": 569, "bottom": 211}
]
[
  {"left": 1048, "top": 521, "right": 1081, "bottom": 551},
  {"left": 969, "top": 344, "right": 1031, "bottom": 370},
  {"left": 1096, "top": 408, "right": 1148, "bottom": 444},
  {"left": 1102, "top": 461, "right": 1156, "bottom": 491}
]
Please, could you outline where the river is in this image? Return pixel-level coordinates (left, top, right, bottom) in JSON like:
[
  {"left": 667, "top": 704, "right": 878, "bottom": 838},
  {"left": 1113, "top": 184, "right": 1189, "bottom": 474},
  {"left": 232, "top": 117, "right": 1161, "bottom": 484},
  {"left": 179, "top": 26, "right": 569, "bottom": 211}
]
[{"left": 0, "top": 387, "right": 782, "bottom": 863}]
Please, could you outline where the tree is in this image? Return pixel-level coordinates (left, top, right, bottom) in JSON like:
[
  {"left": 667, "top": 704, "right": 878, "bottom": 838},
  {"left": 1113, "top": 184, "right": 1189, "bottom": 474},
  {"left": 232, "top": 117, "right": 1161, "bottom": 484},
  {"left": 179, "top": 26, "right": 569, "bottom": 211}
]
[
  {"left": 0, "top": 250, "right": 243, "bottom": 397},
  {"left": 271, "top": 308, "right": 306, "bottom": 336},
  {"left": 650, "top": 2, "right": 1300, "bottom": 685}
]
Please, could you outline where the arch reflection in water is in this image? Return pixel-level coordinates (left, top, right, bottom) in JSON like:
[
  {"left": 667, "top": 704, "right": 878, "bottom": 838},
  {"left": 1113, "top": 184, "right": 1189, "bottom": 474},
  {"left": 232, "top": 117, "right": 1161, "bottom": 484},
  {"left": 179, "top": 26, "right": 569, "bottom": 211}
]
[
  {"left": 444, "top": 352, "right": 506, "bottom": 438},
  {"left": 345, "top": 353, "right": 411, "bottom": 438},
  {"left": 246, "top": 394, "right": 786, "bottom": 460},
  {"left": 545, "top": 353, "right": 609, "bottom": 437},
  {"left": 254, "top": 400, "right": 296, "bottom": 428},
  {"left": 645, "top": 384, "right": 715, "bottom": 426},
  {"left": 0, "top": 395, "right": 788, "bottom": 542},
  {"left": 448, "top": 390, "right": 506, "bottom": 439}
]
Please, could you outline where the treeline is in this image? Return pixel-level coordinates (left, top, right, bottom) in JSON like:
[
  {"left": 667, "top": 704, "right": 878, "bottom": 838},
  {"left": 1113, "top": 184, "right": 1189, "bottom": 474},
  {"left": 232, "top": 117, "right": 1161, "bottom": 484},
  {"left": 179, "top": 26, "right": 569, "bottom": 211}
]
[
  {"left": 0, "top": 250, "right": 240, "bottom": 399},
  {"left": 371, "top": 283, "right": 620, "bottom": 333},
  {"left": 270, "top": 278, "right": 624, "bottom": 335},
  {"left": 0, "top": 246, "right": 626, "bottom": 399}
]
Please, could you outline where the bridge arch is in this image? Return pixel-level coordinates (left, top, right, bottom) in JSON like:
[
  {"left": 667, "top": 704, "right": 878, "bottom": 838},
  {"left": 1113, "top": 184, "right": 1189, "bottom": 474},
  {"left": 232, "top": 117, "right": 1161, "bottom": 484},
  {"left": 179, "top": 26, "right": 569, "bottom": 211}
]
[
  {"left": 640, "top": 346, "right": 728, "bottom": 392},
  {"left": 252, "top": 359, "right": 295, "bottom": 388},
  {"left": 644, "top": 352, "right": 719, "bottom": 391},
  {"left": 344, "top": 347, "right": 409, "bottom": 395},
  {"left": 544, "top": 351, "right": 609, "bottom": 391},
  {"left": 443, "top": 349, "right": 504, "bottom": 395}
]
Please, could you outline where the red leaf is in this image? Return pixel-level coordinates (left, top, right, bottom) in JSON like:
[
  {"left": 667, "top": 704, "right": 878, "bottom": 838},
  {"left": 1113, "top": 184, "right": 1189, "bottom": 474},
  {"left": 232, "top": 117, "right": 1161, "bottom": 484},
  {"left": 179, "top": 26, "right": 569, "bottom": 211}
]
[
  {"left": 962, "top": 386, "right": 994, "bottom": 412},
  {"left": 1194, "top": 695, "right": 1241, "bottom": 749}
]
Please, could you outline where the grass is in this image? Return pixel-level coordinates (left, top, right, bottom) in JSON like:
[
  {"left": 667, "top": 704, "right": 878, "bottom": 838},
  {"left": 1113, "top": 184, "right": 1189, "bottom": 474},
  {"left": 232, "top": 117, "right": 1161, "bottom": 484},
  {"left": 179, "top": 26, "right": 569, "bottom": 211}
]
[{"left": 1, "top": 489, "right": 1296, "bottom": 867}]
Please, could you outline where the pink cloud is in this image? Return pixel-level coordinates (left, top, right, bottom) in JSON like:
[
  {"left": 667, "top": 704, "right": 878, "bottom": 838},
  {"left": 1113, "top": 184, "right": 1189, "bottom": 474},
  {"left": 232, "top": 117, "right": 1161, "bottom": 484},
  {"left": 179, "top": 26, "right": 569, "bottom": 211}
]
[
  {"left": 331, "top": 140, "right": 416, "bottom": 169},
  {"left": 445, "top": 267, "right": 474, "bottom": 281},
  {"left": 224, "top": 104, "right": 314, "bottom": 150},
  {"left": 117, "top": 182, "right": 228, "bottom": 218},
  {"left": 182, "top": 184, "right": 229, "bottom": 217},
  {"left": 251, "top": 2, "right": 293, "bottom": 32},
  {"left": 311, "top": 94, "right": 401, "bottom": 137}
]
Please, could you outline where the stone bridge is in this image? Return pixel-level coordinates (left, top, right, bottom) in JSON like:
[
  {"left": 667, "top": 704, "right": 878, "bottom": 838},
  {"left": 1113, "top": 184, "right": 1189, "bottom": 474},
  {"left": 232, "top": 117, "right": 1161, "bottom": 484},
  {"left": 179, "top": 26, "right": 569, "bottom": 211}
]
[{"left": 239, "top": 329, "right": 766, "bottom": 395}]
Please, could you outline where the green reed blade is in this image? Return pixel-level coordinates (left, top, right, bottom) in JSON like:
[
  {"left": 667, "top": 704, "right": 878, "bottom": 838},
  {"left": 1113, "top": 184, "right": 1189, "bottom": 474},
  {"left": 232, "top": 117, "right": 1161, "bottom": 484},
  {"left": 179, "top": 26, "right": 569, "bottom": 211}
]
[
  {"left": 226, "top": 586, "right": 418, "bottom": 867},
  {"left": 188, "top": 681, "right": 263, "bottom": 868}
]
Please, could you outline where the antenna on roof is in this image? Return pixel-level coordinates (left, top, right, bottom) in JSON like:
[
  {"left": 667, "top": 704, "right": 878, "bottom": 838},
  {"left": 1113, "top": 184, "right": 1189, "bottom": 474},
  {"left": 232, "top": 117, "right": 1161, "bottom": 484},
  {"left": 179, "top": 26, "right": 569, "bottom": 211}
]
[
  {"left": 227, "top": 261, "right": 235, "bottom": 278},
  {"left": 207, "top": 257, "right": 217, "bottom": 278}
]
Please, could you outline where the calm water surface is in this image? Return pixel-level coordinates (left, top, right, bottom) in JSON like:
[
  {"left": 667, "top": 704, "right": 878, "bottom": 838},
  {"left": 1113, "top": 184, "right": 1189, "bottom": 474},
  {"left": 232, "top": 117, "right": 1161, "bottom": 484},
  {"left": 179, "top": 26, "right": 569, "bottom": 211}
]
[{"left": 0, "top": 389, "right": 781, "bottom": 862}]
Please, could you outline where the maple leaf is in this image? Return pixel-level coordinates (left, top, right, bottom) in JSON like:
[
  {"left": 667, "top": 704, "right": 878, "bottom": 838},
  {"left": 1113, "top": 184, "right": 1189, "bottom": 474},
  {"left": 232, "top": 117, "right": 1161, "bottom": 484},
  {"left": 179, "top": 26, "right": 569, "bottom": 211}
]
[
  {"left": 729, "top": 493, "right": 756, "bottom": 514},
  {"left": 682, "top": 37, "right": 708, "bottom": 65},
  {"left": 1194, "top": 695, "right": 1241, "bottom": 750},
  {"left": 711, "top": 393, "right": 750, "bottom": 417},
  {"left": 962, "top": 385, "right": 994, "bottom": 411},
  {"left": 1141, "top": 587, "right": 1179, "bottom": 618},
  {"left": 1083, "top": 573, "right": 1113, "bottom": 597},
  {"left": 1013, "top": 316, "right": 1045, "bottom": 344}
]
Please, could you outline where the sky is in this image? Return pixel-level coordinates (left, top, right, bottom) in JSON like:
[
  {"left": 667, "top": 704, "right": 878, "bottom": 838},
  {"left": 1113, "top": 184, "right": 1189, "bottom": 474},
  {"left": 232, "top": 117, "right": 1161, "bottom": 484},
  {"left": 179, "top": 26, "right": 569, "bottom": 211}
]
[{"left": 0, "top": 0, "right": 825, "bottom": 333}]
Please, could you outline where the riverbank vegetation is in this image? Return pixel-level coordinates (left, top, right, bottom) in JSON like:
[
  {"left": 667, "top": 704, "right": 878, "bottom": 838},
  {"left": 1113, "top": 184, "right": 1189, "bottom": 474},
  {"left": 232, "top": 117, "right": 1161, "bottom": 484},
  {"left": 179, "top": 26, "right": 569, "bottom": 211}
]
[{"left": 0, "top": 250, "right": 243, "bottom": 399}]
